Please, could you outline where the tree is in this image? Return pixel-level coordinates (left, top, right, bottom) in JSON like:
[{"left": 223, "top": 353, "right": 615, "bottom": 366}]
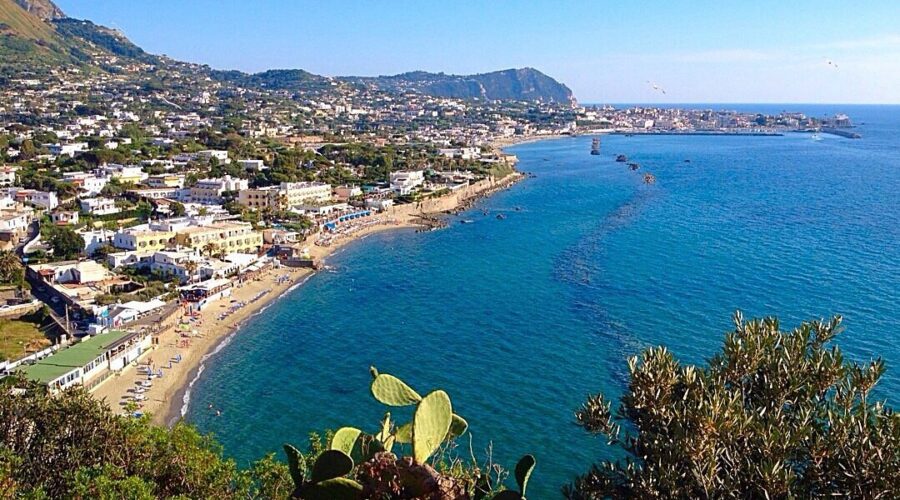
[
  {"left": 182, "top": 260, "right": 198, "bottom": 284},
  {"left": 567, "top": 312, "right": 900, "bottom": 499},
  {"left": 46, "top": 226, "right": 85, "bottom": 260},
  {"left": 170, "top": 202, "right": 187, "bottom": 217},
  {"left": 202, "top": 242, "right": 219, "bottom": 257},
  {"left": 0, "top": 251, "right": 23, "bottom": 285}
]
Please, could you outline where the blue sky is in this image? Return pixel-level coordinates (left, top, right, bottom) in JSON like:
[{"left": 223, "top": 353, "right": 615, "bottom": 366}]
[{"left": 55, "top": 1, "right": 900, "bottom": 104}]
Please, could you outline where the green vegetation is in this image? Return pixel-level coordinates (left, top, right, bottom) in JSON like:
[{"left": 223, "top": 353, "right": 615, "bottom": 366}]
[
  {"left": 3, "top": 314, "right": 897, "bottom": 498},
  {"left": 567, "top": 312, "right": 900, "bottom": 499},
  {"left": 0, "top": 317, "right": 47, "bottom": 362},
  {"left": 0, "top": 369, "right": 529, "bottom": 499},
  {"left": 0, "top": 250, "right": 24, "bottom": 288},
  {"left": 43, "top": 224, "right": 85, "bottom": 260}
]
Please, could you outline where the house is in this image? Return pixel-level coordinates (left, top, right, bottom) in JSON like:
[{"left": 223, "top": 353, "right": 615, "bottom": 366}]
[
  {"left": 78, "top": 229, "right": 116, "bottom": 256},
  {"left": 0, "top": 166, "right": 18, "bottom": 186},
  {"left": 27, "top": 260, "right": 139, "bottom": 313},
  {"left": 389, "top": 170, "right": 425, "bottom": 195},
  {"left": 48, "top": 142, "right": 88, "bottom": 157},
  {"left": 99, "top": 164, "right": 147, "bottom": 184},
  {"left": 262, "top": 228, "right": 299, "bottom": 245},
  {"left": 8, "top": 189, "right": 58, "bottom": 210},
  {"left": 62, "top": 172, "right": 109, "bottom": 196},
  {"left": 19, "top": 329, "right": 152, "bottom": 392},
  {"left": 145, "top": 174, "right": 185, "bottom": 189},
  {"left": 126, "top": 187, "right": 188, "bottom": 201},
  {"left": 365, "top": 198, "right": 394, "bottom": 211},
  {"left": 50, "top": 210, "right": 79, "bottom": 226},
  {"left": 79, "top": 197, "right": 119, "bottom": 216},
  {"left": 196, "top": 150, "right": 230, "bottom": 164},
  {"left": 189, "top": 175, "right": 248, "bottom": 204},
  {"left": 334, "top": 185, "right": 363, "bottom": 201},
  {"left": 149, "top": 250, "right": 201, "bottom": 284},
  {"left": 237, "top": 159, "right": 266, "bottom": 171}
]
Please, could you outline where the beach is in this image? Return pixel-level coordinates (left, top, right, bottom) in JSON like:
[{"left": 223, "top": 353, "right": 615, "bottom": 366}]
[{"left": 91, "top": 170, "right": 524, "bottom": 426}]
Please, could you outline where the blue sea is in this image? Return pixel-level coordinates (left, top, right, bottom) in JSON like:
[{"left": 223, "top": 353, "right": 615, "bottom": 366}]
[{"left": 186, "top": 104, "right": 899, "bottom": 498}]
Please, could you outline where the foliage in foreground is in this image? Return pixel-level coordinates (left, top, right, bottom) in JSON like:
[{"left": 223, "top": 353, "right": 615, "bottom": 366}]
[
  {"left": 281, "top": 367, "right": 534, "bottom": 499},
  {"left": 0, "top": 378, "right": 291, "bottom": 498},
  {"left": 0, "top": 369, "right": 532, "bottom": 499},
  {"left": 567, "top": 312, "right": 900, "bottom": 499}
]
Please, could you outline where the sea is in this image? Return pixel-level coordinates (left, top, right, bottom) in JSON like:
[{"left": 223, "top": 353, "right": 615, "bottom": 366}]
[{"left": 185, "top": 104, "right": 899, "bottom": 498}]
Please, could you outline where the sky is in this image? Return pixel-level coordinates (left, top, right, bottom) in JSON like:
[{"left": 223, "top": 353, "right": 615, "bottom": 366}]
[{"left": 54, "top": 0, "right": 900, "bottom": 104}]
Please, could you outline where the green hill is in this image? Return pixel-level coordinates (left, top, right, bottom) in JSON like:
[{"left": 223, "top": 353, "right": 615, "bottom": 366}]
[{"left": 0, "top": 0, "right": 57, "bottom": 41}]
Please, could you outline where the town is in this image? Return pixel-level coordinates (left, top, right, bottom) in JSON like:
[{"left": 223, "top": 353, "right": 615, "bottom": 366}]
[{"left": 0, "top": 17, "right": 857, "bottom": 403}]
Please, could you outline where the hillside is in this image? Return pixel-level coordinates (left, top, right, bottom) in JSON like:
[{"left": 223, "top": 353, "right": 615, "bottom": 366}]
[
  {"left": 346, "top": 67, "right": 575, "bottom": 103},
  {"left": 0, "top": 0, "right": 576, "bottom": 103},
  {"left": 13, "top": 0, "right": 62, "bottom": 20}
]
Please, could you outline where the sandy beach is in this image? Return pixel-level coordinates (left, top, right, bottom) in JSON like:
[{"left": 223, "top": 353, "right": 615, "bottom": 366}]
[{"left": 91, "top": 171, "right": 525, "bottom": 426}]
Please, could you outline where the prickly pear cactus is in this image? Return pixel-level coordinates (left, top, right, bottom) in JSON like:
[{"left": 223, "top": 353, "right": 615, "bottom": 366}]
[
  {"left": 330, "top": 427, "right": 362, "bottom": 456},
  {"left": 412, "top": 390, "right": 453, "bottom": 463},
  {"left": 370, "top": 367, "right": 422, "bottom": 406}
]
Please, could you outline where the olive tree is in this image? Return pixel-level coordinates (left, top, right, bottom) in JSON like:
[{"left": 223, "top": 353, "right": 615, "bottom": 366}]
[{"left": 568, "top": 312, "right": 900, "bottom": 499}]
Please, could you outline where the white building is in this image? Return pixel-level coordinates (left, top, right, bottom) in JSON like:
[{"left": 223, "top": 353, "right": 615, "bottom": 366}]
[
  {"left": 79, "top": 197, "right": 119, "bottom": 216},
  {"left": 8, "top": 189, "right": 58, "bottom": 210},
  {"left": 389, "top": 170, "right": 425, "bottom": 195},
  {"left": 149, "top": 250, "right": 201, "bottom": 284},
  {"left": 99, "top": 164, "right": 148, "bottom": 184},
  {"left": 0, "top": 209, "right": 32, "bottom": 233},
  {"left": 190, "top": 175, "right": 248, "bottom": 204},
  {"left": 63, "top": 172, "right": 108, "bottom": 196},
  {"left": 78, "top": 229, "right": 116, "bottom": 256},
  {"left": 48, "top": 142, "right": 89, "bottom": 157},
  {"left": 238, "top": 159, "right": 266, "bottom": 171},
  {"left": 196, "top": 150, "right": 230, "bottom": 164},
  {"left": 237, "top": 181, "right": 332, "bottom": 210},
  {"left": 0, "top": 166, "right": 18, "bottom": 186}
]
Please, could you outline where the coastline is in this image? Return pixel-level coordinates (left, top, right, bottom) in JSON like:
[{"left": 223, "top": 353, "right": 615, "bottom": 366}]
[{"left": 90, "top": 169, "right": 527, "bottom": 427}]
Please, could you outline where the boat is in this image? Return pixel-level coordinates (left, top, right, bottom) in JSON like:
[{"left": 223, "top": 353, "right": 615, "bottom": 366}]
[
  {"left": 460, "top": 219, "right": 474, "bottom": 224},
  {"left": 590, "top": 137, "right": 601, "bottom": 155},
  {"left": 616, "top": 154, "right": 628, "bottom": 162},
  {"left": 496, "top": 213, "right": 506, "bottom": 220},
  {"left": 643, "top": 173, "right": 656, "bottom": 184},
  {"left": 628, "top": 162, "right": 640, "bottom": 171}
]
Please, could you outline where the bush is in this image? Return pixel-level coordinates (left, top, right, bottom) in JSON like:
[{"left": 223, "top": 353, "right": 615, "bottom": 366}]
[{"left": 567, "top": 312, "right": 900, "bottom": 499}]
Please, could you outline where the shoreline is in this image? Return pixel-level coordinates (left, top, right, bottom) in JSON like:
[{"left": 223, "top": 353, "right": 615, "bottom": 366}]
[{"left": 90, "top": 169, "right": 527, "bottom": 427}]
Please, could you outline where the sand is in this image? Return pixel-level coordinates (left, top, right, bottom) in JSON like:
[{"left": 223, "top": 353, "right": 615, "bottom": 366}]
[{"left": 89, "top": 171, "right": 524, "bottom": 426}]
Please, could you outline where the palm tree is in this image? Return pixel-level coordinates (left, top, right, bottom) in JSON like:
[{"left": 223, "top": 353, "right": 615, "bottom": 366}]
[
  {"left": 0, "top": 250, "right": 22, "bottom": 284},
  {"left": 202, "top": 242, "right": 219, "bottom": 257},
  {"left": 182, "top": 260, "right": 198, "bottom": 284}
]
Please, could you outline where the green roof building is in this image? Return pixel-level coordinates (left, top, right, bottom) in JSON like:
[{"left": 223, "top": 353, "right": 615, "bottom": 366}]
[{"left": 19, "top": 330, "right": 147, "bottom": 391}]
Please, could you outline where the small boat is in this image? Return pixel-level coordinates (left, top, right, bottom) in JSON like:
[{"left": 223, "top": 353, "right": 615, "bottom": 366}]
[
  {"left": 496, "top": 214, "right": 507, "bottom": 220},
  {"left": 460, "top": 219, "right": 474, "bottom": 224},
  {"left": 628, "top": 162, "right": 640, "bottom": 171},
  {"left": 590, "top": 137, "right": 601, "bottom": 155},
  {"left": 643, "top": 173, "right": 656, "bottom": 184},
  {"left": 616, "top": 154, "right": 628, "bottom": 162}
]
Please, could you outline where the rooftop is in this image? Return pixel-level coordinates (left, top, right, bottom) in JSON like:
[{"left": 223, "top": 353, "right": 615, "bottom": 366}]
[{"left": 19, "top": 330, "right": 131, "bottom": 384}]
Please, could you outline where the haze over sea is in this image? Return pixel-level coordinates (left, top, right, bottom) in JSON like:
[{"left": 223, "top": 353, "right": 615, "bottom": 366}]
[{"left": 186, "top": 104, "right": 899, "bottom": 497}]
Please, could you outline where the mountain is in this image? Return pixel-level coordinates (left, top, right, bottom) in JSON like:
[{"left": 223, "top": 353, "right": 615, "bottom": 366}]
[
  {"left": 345, "top": 68, "right": 575, "bottom": 103},
  {"left": 13, "top": 0, "right": 63, "bottom": 20},
  {"left": 0, "top": 0, "right": 159, "bottom": 75},
  {"left": 0, "top": 0, "right": 575, "bottom": 103}
]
